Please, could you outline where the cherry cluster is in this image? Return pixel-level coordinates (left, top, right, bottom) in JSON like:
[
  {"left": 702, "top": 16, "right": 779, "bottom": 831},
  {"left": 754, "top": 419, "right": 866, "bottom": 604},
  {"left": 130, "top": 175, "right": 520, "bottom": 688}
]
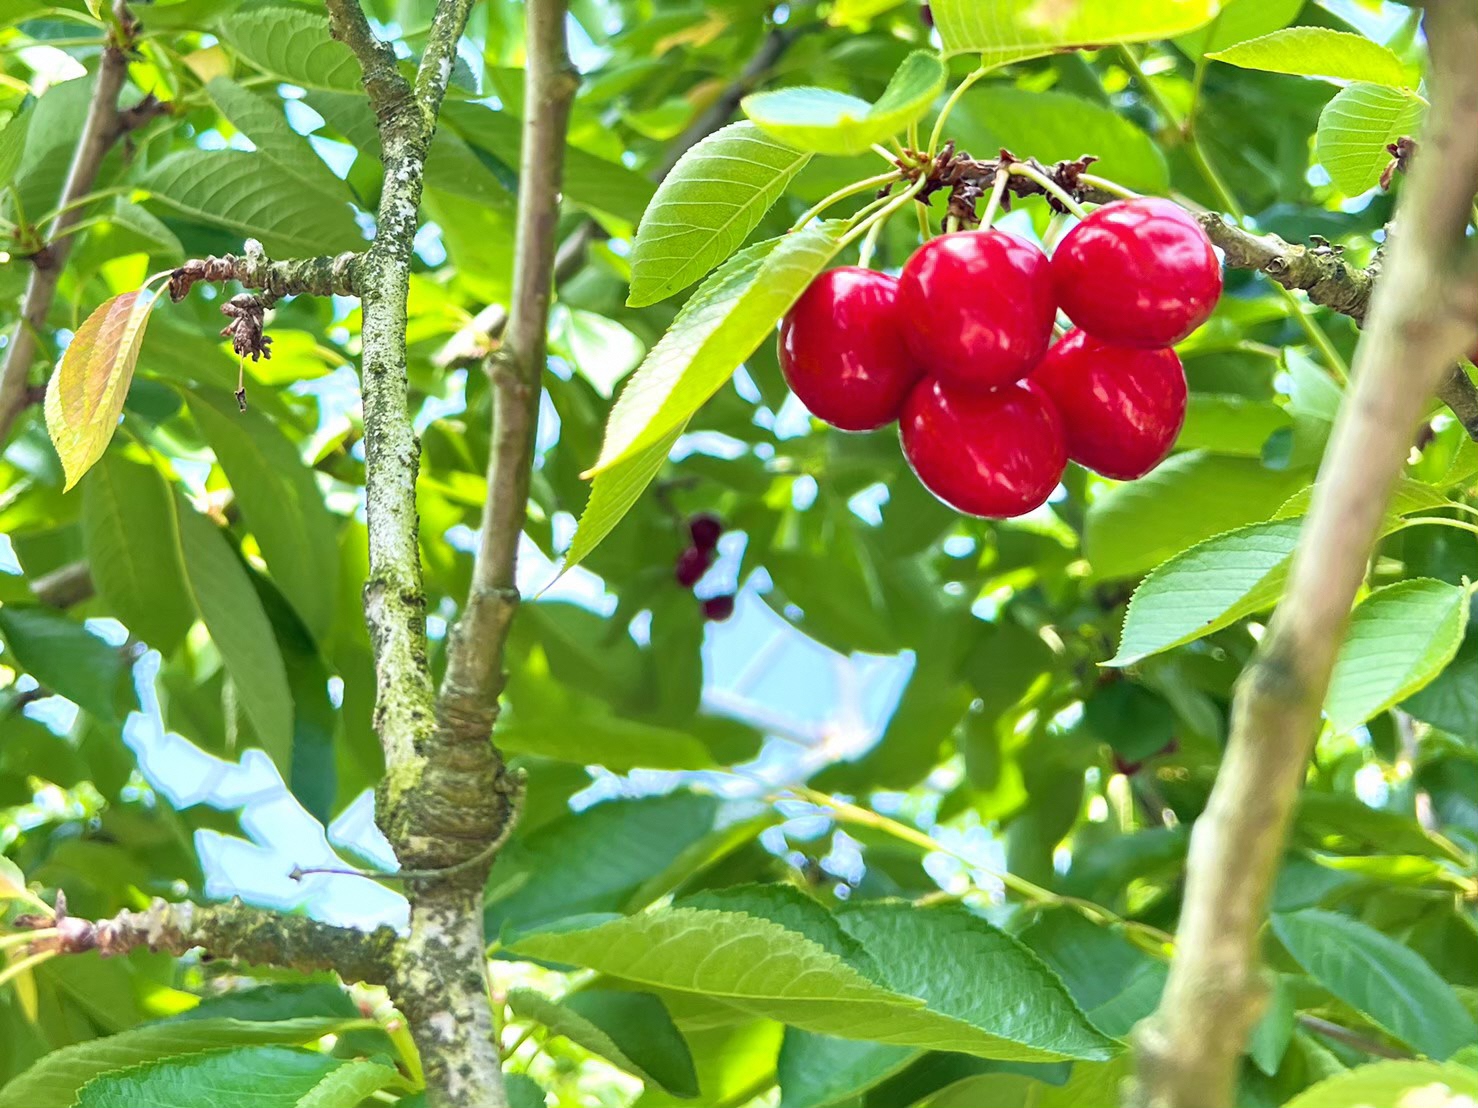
[
  {"left": 778, "top": 198, "right": 1222, "bottom": 517},
  {"left": 673, "top": 514, "right": 735, "bottom": 621}
]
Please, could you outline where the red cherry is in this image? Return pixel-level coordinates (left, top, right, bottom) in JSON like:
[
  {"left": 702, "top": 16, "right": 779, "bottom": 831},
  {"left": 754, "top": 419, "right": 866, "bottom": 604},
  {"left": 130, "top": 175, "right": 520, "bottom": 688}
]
[
  {"left": 1052, "top": 198, "right": 1222, "bottom": 348},
  {"left": 899, "top": 378, "right": 1066, "bottom": 518},
  {"left": 896, "top": 230, "right": 1056, "bottom": 391},
  {"left": 1032, "top": 329, "right": 1187, "bottom": 480},
  {"left": 701, "top": 594, "right": 736, "bottom": 621},
  {"left": 674, "top": 546, "right": 713, "bottom": 588},
  {"left": 778, "top": 267, "right": 922, "bottom": 431},
  {"left": 688, "top": 513, "right": 723, "bottom": 551}
]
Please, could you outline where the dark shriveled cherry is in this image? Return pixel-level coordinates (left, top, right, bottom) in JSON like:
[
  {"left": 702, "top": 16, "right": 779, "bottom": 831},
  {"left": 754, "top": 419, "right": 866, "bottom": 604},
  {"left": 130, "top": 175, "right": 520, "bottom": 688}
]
[
  {"left": 1052, "top": 198, "right": 1222, "bottom": 348},
  {"left": 702, "top": 594, "right": 736, "bottom": 621},
  {"left": 900, "top": 378, "right": 1066, "bottom": 518},
  {"left": 1032, "top": 329, "right": 1187, "bottom": 480},
  {"left": 779, "top": 267, "right": 922, "bottom": 431},
  {"left": 896, "top": 230, "right": 1057, "bottom": 391},
  {"left": 688, "top": 513, "right": 723, "bottom": 551},
  {"left": 674, "top": 545, "right": 713, "bottom": 588}
]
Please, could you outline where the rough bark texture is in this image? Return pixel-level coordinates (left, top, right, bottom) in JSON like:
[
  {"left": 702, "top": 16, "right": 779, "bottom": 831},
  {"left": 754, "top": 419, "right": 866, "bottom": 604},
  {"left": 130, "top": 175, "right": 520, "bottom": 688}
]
[
  {"left": 1199, "top": 212, "right": 1478, "bottom": 439},
  {"left": 0, "top": 2, "right": 163, "bottom": 447},
  {"left": 324, "top": 2, "right": 511, "bottom": 1105},
  {"left": 25, "top": 897, "right": 396, "bottom": 985},
  {"left": 1129, "top": 6, "right": 1478, "bottom": 1107}
]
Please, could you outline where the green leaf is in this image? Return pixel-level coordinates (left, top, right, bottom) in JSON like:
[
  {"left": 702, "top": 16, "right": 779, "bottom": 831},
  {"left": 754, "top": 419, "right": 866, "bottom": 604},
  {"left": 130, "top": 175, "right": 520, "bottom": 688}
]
[
  {"left": 1284, "top": 1062, "right": 1478, "bottom": 1108},
  {"left": 0, "top": 1018, "right": 358, "bottom": 1108},
  {"left": 1177, "top": 395, "right": 1291, "bottom": 457},
  {"left": 1325, "top": 579, "right": 1470, "bottom": 732},
  {"left": 174, "top": 496, "right": 295, "bottom": 766},
  {"left": 931, "top": 0, "right": 1220, "bottom": 64},
  {"left": 507, "top": 988, "right": 698, "bottom": 1096},
  {"left": 1107, "top": 518, "right": 1301, "bottom": 666},
  {"left": 0, "top": 104, "right": 31, "bottom": 189},
  {"left": 205, "top": 78, "right": 352, "bottom": 204},
  {"left": 506, "top": 1075, "right": 548, "bottom": 1108},
  {"left": 495, "top": 711, "right": 715, "bottom": 771},
  {"left": 82, "top": 452, "right": 196, "bottom": 654},
  {"left": 1272, "top": 909, "right": 1478, "bottom": 1059},
  {"left": 741, "top": 51, "right": 944, "bottom": 156},
  {"left": 486, "top": 792, "right": 721, "bottom": 933},
  {"left": 188, "top": 390, "right": 339, "bottom": 640},
  {"left": 1174, "top": 0, "right": 1302, "bottom": 57},
  {"left": 1209, "top": 28, "right": 1410, "bottom": 87},
  {"left": 510, "top": 896, "right": 1115, "bottom": 1062},
  {"left": 955, "top": 87, "right": 1168, "bottom": 194},
  {"left": 1402, "top": 631, "right": 1478, "bottom": 736},
  {"left": 1084, "top": 452, "right": 1311, "bottom": 580},
  {"left": 591, "top": 222, "right": 846, "bottom": 476},
  {"left": 1315, "top": 83, "right": 1425, "bottom": 196},
  {"left": 73, "top": 1047, "right": 394, "bottom": 1108},
  {"left": 44, "top": 290, "right": 160, "bottom": 491},
  {"left": 216, "top": 5, "right": 362, "bottom": 91},
  {"left": 777, "top": 1032, "right": 914, "bottom": 1108},
  {"left": 0, "top": 607, "right": 132, "bottom": 722},
  {"left": 628, "top": 122, "right": 812, "bottom": 307},
  {"left": 142, "top": 150, "right": 364, "bottom": 257}
]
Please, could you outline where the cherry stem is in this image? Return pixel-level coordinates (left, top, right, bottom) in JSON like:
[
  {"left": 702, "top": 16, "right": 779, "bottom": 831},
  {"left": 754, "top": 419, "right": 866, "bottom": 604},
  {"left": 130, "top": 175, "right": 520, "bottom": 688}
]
[
  {"left": 978, "top": 167, "right": 1010, "bottom": 231},
  {"left": 789, "top": 171, "right": 901, "bottom": 233},
  {"left": 1079, "top": 172, "right": 1140, "bottom": 200},
  {"left": 839, "top": 172, "right": 930, "bottom": 258},
  {"left": 927, "top": 65, "right": 988, "bottom": 155},
  {"left": 1007, "top": 162, "right": 1088, "bottom": 219}
]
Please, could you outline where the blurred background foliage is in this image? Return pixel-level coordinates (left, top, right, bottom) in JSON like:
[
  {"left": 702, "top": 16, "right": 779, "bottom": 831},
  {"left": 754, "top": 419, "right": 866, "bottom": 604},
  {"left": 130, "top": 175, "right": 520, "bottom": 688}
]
[{"left": 3, "top": 1, "right": 1478, "bottom": 1106}]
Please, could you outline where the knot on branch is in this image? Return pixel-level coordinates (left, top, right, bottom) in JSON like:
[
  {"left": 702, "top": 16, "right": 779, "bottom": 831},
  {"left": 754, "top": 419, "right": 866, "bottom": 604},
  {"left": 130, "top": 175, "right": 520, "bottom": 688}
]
[
  {"left": 906, "top": 144, "right": 1101, "bottom": 225},
  {"left": 111, "top": 92, "right": 172, "bottom": 144}
]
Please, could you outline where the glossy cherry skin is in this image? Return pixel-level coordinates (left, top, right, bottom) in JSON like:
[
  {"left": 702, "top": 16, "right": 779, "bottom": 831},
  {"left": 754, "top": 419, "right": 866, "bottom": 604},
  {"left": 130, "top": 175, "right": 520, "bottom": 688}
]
[
  {"left": 778, "top": 267, "right": 921, "bottom": 431},
  {"left": 899, "top": 378, "right": 1066, "bottom": 518},
  {"left": 1052, "top": 198, "right": 1222, "bottom": 348},
  {"left": 896, "top": 230, "right": 1057, "bottom": 391},
  {"left": 1033, "top": 329, "right": 1187, "bottom": 480}
]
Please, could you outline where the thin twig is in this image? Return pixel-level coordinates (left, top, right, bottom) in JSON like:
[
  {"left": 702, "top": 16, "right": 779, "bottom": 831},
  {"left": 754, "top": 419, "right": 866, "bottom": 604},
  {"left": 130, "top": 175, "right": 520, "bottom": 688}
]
[
  {"left": 1130, "top": 7, "right": 1478, "bottom": 1106},
  {"left": 1296, "top": 1014, "right": 1411, "bottom": 1060}
]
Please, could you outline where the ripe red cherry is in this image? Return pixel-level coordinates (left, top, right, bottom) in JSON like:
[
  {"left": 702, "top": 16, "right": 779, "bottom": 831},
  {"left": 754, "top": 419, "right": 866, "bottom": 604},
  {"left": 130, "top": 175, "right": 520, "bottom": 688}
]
[
  {"left": 899, "top": 378, "right": 1066, "bottom": 518},
  {"left": 896, "top": 230, "right": 1056, "bottom": 391},
  {"left": 1052, "top": 198, "right": 1222, "bottom": 348},
  {"left": 1032, "top": 329, "right": 1187, "bottom": 480},
  {"left": 778, "top": 267, "right": 921, "bottom": 431}
]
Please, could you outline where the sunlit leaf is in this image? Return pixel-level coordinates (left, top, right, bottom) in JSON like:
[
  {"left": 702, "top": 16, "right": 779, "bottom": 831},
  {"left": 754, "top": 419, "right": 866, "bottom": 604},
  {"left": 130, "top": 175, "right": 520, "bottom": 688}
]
[
  {"left": 741, "top": 51, "right": 945, "bottom": 156},
  {"left": 1210, "top": 28, "right": 1411, "bottom": 87},
  {"left": 931, "top": 0, "right": 1220, "bottom": 64},
  {"left": 628, "top": 122, "right": 811, "bottom": 307},
  {"left": 44, "top": 290, "right": 159, "bottom": 491},
  {"left": 1316, "top": 83, "right": 1425, "bottom": 195}
]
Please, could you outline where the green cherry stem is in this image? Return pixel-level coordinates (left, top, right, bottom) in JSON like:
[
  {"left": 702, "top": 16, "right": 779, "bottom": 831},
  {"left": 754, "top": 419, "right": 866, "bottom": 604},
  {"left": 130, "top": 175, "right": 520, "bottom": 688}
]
[
  {"left": 978, "top": 167, "right": 1010, "bottom": 231},
  {"left": 846, "top": 173, "right": 931, "bottom": 265},
  {"left": 789, "top": 171, "right": 901, "bottom": 233},
  {"left": 927, "top": 65, "right": 988, "bottom": 155},
  {"left": 1007, "top": 162, "right": 1088, "bottom": 219},
  {"left": 1079, "top": 172, "right": 1140, "bottom": 200}
]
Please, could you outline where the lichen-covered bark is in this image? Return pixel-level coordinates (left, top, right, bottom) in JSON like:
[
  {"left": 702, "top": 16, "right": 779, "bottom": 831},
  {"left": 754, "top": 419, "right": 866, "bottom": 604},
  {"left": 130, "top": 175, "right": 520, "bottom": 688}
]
[{"left": 325, "top": 2, "right": 510, "bottom": 1104}]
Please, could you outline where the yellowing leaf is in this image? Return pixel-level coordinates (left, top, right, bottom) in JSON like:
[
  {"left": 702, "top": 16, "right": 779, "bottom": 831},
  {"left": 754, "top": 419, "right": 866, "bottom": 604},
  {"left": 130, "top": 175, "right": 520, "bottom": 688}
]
[{"left": 45, "top": 289, "right": 160, "bottom": 491}]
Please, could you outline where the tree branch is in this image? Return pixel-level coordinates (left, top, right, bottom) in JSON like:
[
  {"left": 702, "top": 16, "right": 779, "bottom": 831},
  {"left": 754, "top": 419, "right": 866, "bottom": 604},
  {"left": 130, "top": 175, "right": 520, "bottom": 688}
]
[
  {"left": 438, "top": 0, "right": 577, "bottom": 743},
  {"left": 22, "top": 895, "right": 396, "bottom": 985},
  {"left": 166, "top": 245, "right": 361, "bottom": 301},
  {"left": 0, "top": 1, "right": 154, "bottom": 447},
  {"left": 325, "top": 0, "right": 412, "bottom": 123},
  {"left": 1200, "top": 213, "right": 1478, "bottom": 439},
  {"left": 431, "top": 24, "right": 804, "bottom": 370},
  {"left": 1130, "top": 6, "right": 1478, "bottom": 1107}
]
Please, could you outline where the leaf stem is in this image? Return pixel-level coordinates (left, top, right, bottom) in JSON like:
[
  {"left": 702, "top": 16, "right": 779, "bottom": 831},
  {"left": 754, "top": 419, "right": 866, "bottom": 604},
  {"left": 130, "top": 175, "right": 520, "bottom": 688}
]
[
  {"left": 927, "top": 65, "right": 988, "bottom": 155},
  {"left": 33, "top": 185, "right": 137, "bottom": 227},
  {"left": 0, "top": 949, "right": 56, "bottom": 992},
  {"left": 837, "top": 172, "right": 930, "bottom": 253},
  {"left": 790, "top": 171, "right": 900, "bottom": 233},
  {"left": 1008, "top": 163, "right": 1087, "bottom": 218}
]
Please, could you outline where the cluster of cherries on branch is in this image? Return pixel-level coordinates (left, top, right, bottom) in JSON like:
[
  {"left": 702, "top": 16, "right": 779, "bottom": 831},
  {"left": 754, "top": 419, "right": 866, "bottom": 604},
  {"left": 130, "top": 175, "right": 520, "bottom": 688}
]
[
  {"left": 779, "top": 197, "right": 1224, "bottom": 517},
  {"left": 673, "top": 514, "right": 736, "bottom": 621}
]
